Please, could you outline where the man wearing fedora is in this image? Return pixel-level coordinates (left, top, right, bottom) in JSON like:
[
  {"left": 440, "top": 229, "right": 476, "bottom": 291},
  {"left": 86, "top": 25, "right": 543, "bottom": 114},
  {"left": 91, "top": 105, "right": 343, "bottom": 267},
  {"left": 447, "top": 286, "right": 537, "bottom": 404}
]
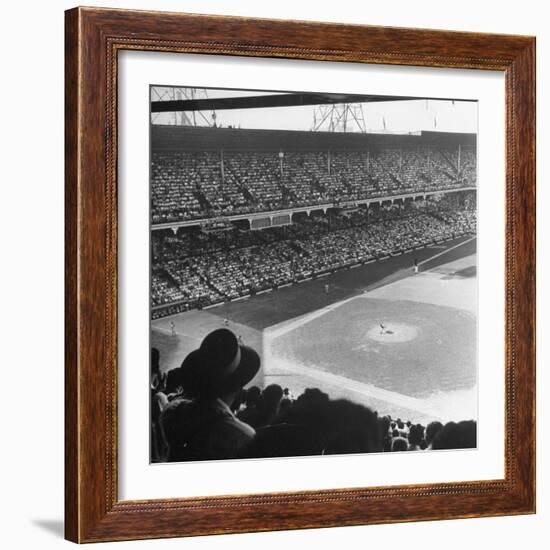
[{"left": 160, "top": 328, "right": 261, "bottom": 462}]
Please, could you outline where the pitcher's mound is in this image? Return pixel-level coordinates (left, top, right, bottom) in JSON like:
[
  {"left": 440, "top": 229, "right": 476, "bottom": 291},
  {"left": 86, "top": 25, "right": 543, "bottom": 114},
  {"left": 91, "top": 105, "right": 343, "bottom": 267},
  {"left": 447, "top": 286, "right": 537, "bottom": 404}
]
[{"left": 367, "top": 323, "right": 418, "bottom": 343}]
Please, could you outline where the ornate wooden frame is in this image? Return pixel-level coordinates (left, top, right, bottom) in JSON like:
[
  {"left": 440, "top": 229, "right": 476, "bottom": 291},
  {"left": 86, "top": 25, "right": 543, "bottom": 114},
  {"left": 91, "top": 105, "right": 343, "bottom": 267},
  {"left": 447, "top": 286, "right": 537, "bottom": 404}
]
[{"left": 65, "top": 6, "right": 536, "bottom": 543}]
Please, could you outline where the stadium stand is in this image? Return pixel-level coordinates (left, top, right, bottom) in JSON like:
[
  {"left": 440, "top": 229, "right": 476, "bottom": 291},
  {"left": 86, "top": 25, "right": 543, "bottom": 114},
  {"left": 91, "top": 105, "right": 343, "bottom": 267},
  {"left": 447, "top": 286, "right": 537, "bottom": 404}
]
[
  {"left": 152, "top": 148, "right": 476, "bottom": 222},
  {"left": 151, "top": 126, "right": 476, "bottom": 223},
  {"left": 151, "top": 198, "right": 476, "bottom": 317},
  {"left": 151, "top": 342, "right": 477, "bottom": 462}
]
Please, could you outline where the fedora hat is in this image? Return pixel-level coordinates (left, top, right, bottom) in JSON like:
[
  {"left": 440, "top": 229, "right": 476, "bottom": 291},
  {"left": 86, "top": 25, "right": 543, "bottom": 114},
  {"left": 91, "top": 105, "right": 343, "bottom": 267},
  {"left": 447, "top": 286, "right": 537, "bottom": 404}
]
[{"left": 181, "top": 329, "right": 260, "bottom": 398}]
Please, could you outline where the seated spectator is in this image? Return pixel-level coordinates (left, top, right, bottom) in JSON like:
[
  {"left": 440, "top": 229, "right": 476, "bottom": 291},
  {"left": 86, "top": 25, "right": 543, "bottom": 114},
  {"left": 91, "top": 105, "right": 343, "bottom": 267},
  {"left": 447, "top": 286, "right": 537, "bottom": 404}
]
[
  {"left": 279, "top": 397, "right": 293, "bottom": 415},
  {"left": 379, "top": 415, "right": 393, "bottom": 452},
  {"left": 431, "top": 420, "right": 477, "bottom": 450},
  {"left": 237, "top": 386, "right": 262, "bottom": 423},
  {"left": 241, "top": 423, "right": 323, "bottom": 458},
  {"left": 150, "top": 347, "right": 168, "bottom": 462},
  {"left": 295, "top": 387, "right": 330, "bottom": 406},
  {"left": 150, "top": 347, "right": 166, "bottom": 393},
  {"left": 245, "top": 386, "right": 262, "bottom": 408},
  {"left": 391, "top": 436, "right": 409, "bottom": 452},
  {"left": 160, "top": 329, "right": 261, "bottom": 461},
  {"left": 239, "top": 384, "right": 284, "bottom": 430},
  {"left": 164, "top": 362, "right": 186, "bottom": 396},
  {"left": 230, "top": 387, "right": 247, "bottom": 413},
  {"left": 323, "top": 400, "right": 382, "bottom": 455},
  {"left": 408, "top": 424, "right": 424, "bottom": 451},
  {"left": 270, "top": 397, "right": 382, "bottom": 456},
  {"left": 425, "top": 420, "right": 444, "bottom": 449}
]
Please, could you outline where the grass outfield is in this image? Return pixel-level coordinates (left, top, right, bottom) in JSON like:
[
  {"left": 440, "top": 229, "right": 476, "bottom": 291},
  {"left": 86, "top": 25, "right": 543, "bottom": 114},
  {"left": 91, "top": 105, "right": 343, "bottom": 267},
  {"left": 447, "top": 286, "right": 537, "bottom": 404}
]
[{"left": 152, "top": 236, "right": 477, "bottom": 423}]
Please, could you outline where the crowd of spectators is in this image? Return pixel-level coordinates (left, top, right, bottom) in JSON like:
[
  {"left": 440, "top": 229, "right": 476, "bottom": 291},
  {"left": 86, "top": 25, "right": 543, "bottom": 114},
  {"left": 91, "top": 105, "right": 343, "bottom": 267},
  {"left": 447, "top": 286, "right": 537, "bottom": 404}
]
[
  {"left": 151, "top": 339, "right": 477, "bottom": 462},
  {"left": 151, "top": 147, "right": 477, "bottom": 223},
  {"left": 151, "top": 200, "right": 476, "bottom": 315}
]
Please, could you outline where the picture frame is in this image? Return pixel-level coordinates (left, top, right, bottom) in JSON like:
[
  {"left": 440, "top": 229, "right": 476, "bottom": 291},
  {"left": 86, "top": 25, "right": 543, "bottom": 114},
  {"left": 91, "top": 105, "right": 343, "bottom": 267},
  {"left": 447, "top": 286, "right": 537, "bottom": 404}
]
[{"left": 64, "top": 6, "right": 536, "bottom": 543}]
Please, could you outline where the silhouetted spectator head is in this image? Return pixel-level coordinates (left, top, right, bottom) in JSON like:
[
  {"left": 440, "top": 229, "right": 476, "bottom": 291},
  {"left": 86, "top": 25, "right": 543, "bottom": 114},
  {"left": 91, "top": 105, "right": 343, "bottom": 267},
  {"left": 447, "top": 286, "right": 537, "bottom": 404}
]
[
  {"left": 150, "top": 348, "right": 166, "bottom": 392},
  {"left": 379, "top": 415, "right": 391, "bottom": 435},
  {"left": 392, "top": 429, "right": 399, "bottom": 438},
  {"left": 425, "top": 421, "right": 444, "bottom": 446},
  {"left": 151, "top": 347, "right": 160, "bottom": 374},
  {"left": 277, "top": 398, "right": 382, "bottom": 455},
  {"left": 279, "top": 397, "right": 292, "bottom": 414},
  {"left": 245, "top": 386, "right": 261, "bottom": 408},
  {"left": 262, "top": 384, "right": 284, "bottom": 414},
  {"left": 180, "top": 329, "right": 261, "bottom": 401},
  {"left": 239, "top": 384, "right": 286, "bottom": 430},
  {"left": 324, "top": 400, "right": 382, "bottom": 455},
  {"left": 391, "top": 437, "right": 409, "bottom": 452},
  {"left": 232, "top": 388, "right": 247, "bottom": 412},
  {"left": 408, "top": 424, "right": 424, "bottom": 447},
  {"left": 431, "top": 420, "right": 477, "bottom": 450},
  {"left": 295, "top": 387, "right": 329, "bottom": 406},
  {"left": 165, "top": 364, "right": 185, "bottom": 395}
]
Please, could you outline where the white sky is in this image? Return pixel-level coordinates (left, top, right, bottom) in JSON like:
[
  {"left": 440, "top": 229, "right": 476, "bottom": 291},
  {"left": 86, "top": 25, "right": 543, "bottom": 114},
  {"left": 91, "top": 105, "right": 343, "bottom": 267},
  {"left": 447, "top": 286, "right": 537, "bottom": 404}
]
[{"left": 151, "top": 87, "right": 477, "bottom": 134}]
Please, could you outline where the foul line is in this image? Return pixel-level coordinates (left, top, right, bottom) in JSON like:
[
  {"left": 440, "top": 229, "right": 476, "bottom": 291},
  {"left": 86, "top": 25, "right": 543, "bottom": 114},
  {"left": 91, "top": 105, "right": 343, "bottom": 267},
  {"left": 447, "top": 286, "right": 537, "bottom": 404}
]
[
  {"left": 153, "top": 325, "right": 202, "bottom": 342},
  {"left": 265, "top": 296, "right": 357, "bottom": 339},
  {"left": 263, "top": 347, "right": 443, "bottom": 419},
  {"left": 418, "top": 236, "right": 476, "bottom": 268}
]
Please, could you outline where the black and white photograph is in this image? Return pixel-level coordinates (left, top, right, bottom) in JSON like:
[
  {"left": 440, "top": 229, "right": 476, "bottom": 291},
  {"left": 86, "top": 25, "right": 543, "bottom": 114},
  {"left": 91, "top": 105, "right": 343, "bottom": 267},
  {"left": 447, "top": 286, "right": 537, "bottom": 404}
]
[
  {"left": 2, "top": 0, "right": 543, "bottom": 546},
  {"left": 149, "top": 86, "right": 478, "bottom": 463}
]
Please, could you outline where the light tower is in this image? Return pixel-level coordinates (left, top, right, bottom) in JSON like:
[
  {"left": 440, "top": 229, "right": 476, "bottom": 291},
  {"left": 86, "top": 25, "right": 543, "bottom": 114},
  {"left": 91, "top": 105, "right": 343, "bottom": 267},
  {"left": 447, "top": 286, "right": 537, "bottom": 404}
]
[
  {"left": 312, "top": 103, "right": 367, "bottom": 133},
  {"left": 150, "top": 87, "right": 217, "bottom": 126}
]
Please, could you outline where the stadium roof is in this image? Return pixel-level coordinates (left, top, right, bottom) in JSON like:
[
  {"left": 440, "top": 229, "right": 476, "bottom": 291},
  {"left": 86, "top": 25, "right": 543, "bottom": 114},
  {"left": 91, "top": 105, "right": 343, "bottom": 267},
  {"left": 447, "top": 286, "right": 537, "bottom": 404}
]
[
  {"left": 151, "top": 92, "right": 476, "bottom": 113},
  {"left": 152, "top": 125, "right": 476, "bottom": 153}
]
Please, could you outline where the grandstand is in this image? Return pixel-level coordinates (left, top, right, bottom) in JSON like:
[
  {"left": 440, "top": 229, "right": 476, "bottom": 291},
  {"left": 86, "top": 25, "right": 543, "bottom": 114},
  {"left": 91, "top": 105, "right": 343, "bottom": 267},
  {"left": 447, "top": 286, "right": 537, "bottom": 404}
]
[
  {"left": 151, "top": 125, "right": 476, "bottom": 226},
  {"left": 151, "top": 125, "right": 476, "bottom": 317},
  {"left": 149, "top": 89, "right": 478, "bottom": 462}
]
